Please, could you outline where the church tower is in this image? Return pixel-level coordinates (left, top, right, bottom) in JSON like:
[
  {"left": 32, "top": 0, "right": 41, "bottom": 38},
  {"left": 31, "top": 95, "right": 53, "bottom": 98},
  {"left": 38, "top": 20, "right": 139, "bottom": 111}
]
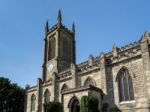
[{"left": 42, "top": 10, "right": 76, "bottom": 81}]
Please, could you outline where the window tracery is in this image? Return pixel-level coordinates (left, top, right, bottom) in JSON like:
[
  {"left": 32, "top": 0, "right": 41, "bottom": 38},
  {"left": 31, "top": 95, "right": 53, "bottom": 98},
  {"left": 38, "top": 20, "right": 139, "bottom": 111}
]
[
  {"left": 117, "top": 68, "right": 134, "bottom": 102},
  {"left": 48, "top": 37, "right": 55, "bottom": 60}
]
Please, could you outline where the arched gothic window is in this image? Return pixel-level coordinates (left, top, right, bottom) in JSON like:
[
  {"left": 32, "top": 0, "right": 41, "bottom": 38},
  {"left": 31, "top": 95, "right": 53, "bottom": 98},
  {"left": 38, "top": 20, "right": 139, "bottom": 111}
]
[
  {"left": 84, "top": 77, "right": 96, "bottom": 87},
  {"left": 117, "top": 68, "right": 134, "bottom": 102},
  {"left": 61, "top": 84, "right": 69, "bottom": 103},
  {"left": 44, "top": 89, "right": 50, "bottom": 104},
  {"left": 31, "top": 94, "right": 36, "bottom": 112},
  {"left": 61, "top": 84, "right": 69, "bottom": 93},
  {"left": 48, "top": 37, "right": 55, "bottom": 60}
]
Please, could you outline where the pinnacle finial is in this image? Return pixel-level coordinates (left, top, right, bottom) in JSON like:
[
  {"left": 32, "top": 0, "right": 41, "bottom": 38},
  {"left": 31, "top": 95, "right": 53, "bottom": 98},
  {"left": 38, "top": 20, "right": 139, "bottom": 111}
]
[
  {"left": 112, "top": 44, "right": 116, "bottom": 50},
  {"left": 141, "top": 31, "right": 150, "bottom": 42},
  {"left": 72, "top": 22, "right": 75, "bottom": 33},
  {"left": 57, "top": 10, "right": 62, "bottom": 24},
  {"left": 112, "top": 44, "right": 118, "bottom": 58},
  {"left": 45, "top": 20, "right": 49, "bottom": 32},
  {"left": 100, "top": 52, "right": 105, "bottom": 58},
  {"left": 144, "top": 31, "right": 149, "bottom": 37}
]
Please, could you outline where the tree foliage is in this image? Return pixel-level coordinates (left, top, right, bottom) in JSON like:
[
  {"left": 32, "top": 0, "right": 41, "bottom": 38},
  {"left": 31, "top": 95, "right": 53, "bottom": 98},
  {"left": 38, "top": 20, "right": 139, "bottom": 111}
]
[
  {"left": 43, "top": 101, "right": 63, "bottom": 112},
  {"left": 80, "top": 95, "right": 99, "bottom": 112},
  {"left": 0, "top": 77, "right": 25, "bottom": 112}
]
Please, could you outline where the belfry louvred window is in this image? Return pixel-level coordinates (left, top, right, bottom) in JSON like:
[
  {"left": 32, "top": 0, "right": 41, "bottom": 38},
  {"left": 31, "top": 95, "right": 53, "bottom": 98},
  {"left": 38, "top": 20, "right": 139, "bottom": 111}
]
[
  {"left": 48, "top": 37, "right": 56, "bottom": 60},
  {"left": 117, "top": 68, "right": 134, "bottom": 102}
]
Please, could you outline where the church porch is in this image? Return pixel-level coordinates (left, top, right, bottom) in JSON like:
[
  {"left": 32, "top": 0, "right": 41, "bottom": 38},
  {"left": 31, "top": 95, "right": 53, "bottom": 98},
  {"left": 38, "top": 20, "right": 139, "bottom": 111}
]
[{"left": 61, "top": 85, "right": 103, "bottom": 112}]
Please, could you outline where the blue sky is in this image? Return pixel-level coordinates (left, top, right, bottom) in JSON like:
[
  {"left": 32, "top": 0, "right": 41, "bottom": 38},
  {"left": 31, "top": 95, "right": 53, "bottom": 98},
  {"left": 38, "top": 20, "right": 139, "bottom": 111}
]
[{"left": 0, "top": 0, "right": 150, "bottom": 88}]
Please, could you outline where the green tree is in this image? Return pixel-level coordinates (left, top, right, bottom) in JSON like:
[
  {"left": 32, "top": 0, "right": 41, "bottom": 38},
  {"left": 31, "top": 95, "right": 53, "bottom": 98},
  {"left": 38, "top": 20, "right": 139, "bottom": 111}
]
[{"left": 0, "top": 77, "right": 25, "bottom": 112}]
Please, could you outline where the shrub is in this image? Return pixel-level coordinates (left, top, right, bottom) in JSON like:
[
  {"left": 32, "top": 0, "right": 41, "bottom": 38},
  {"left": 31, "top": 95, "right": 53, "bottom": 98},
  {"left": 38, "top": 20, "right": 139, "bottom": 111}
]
[
  {"left": 43, "top": 101, "right": 62, "bottom": 112},
  {"left": 80, "top": 96, "right": 89, "bottom": 112},
  {"left": 80, "top": 95, "right": 99, "bottom": 112},
  {"left": 88, "top": 96, "right": 99, "bottom": 112}
]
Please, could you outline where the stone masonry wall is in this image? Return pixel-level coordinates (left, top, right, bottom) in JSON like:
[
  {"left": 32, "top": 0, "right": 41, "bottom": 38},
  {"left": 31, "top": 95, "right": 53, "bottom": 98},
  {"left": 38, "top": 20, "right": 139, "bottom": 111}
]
[{"left": 110, "top": 57, "right": 148, "bottom": 111}]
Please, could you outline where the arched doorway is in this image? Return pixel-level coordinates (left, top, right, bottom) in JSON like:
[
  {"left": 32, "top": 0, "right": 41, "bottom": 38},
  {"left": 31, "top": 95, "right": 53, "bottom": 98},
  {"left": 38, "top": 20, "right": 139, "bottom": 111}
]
[{"left": 68, "top": 96, "right": 80, "bottom": 112}]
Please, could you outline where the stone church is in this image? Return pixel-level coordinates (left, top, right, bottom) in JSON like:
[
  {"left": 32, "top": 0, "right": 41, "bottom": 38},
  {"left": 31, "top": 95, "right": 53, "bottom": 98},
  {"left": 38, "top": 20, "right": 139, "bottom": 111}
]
[{"left": 25, "top": 10, "right": 150, "bottom": 112}]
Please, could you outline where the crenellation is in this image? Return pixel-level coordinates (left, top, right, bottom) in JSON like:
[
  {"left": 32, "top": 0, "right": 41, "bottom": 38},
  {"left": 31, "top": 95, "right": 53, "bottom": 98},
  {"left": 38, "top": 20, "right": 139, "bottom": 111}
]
[
  {"left": 77, "top": 40, "right": 141, "bottom": 68},
  {"left": 61, "top": 24, "right": 74, "bottom": 35},
  {"left": 47, "top": 24, "right": 58, "bottom": 34},
  {"left": 77, "top": 64, "right": 100, "bottom": 73},
  {"left": 118, "top": 41, "right": 140, "bottom": 52},
  {"left": 77, "top": 60, "right": 88, "bottom": 69}
]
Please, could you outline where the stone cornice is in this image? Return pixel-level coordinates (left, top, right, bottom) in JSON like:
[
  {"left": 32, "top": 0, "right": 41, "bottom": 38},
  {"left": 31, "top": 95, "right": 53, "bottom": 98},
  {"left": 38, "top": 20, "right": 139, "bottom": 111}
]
[
  {"left": 26, "top": 86, "right": 37, "bottom": 93},
  {"left": 62, "top": 85, "right": 102, "bottom": 95},
  {"left": 41, "top": 81, "right": 52, "bottom": 87}
]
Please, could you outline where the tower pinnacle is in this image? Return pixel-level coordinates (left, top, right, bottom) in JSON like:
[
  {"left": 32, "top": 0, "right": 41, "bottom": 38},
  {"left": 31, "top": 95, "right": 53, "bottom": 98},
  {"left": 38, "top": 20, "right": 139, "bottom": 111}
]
[
  {"left": 45, "top": 20, "right": 49, "bottom": 33},
  {"left": 72, "top": 22, "right": 75, "bottom": 33},
  {"left": 57, "top": 10, "right": 62, "bottom": 24}
]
